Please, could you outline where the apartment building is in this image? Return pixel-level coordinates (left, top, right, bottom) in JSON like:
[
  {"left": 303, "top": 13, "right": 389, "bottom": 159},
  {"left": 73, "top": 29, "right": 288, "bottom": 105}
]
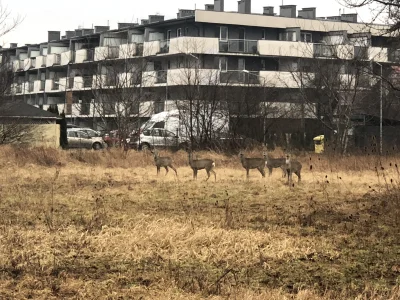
[{"left": 1, "top": 0, "right": 396, "bottom": 141}]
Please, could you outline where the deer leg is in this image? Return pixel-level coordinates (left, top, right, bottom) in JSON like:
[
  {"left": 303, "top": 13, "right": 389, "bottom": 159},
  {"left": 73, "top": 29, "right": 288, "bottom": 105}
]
[
  {"left": 258, "top": 167, "right": 265, "bottom": 178},
  {"left": 206, "top": 169, "right": 211, "bottom": 181},
  {"left": 193, "top": 169, "right": 197, "bottom": 180},
  {"left": 210, "top": 169, "right": 216, "bottom": 182},
  {"left": 164, "top": 166, "right": 169, "bottom": 176},
  {"left": 246, "top": 169, "right": 249, "bottom": 180},
  {"left": 157, "top": 166, "right": 160, "bottom": 175},
  {"left": 296, "top": 171, "right": 301, "bottom": 182},
  {"left": 170, "top": 165, "right": 178, "bottom": 176},
  {"left": 268, "top": 167, "right": 272, "bottom": 177},
  {"left": 281, "top": 167, "right": 286, "bottom": 178}
]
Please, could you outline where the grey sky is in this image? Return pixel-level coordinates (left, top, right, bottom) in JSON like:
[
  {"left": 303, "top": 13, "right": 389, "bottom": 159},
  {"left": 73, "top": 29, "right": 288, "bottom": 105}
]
[{"left": 1, "top": 0, "right": 372, "bottom": 46}]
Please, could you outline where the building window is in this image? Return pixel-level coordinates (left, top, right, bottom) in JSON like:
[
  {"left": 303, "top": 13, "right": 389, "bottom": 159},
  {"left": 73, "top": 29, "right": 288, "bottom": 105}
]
[
  {"left": 167, "top": 30, "right": 171, "bottom": 42},
  {"left": 280, "top": 31, "right": 297, "bottom": 41},
  {"left": 262, "top": 29, "right": 266, "bottom": 40},
  {"left": 184, "top": 27, "right": 189, "bottom": 36},
  {"left": 177, "top": 28, "right": 182, "bottom": 37},
  {"left": 219, "top": 57, "right": 228, "bottom": 72},
  {"left": 220, "top": 26, "right": 228, "bottom": 40},
  {"left": 301, "top": 32, "right": 312, "bottom": 43}
]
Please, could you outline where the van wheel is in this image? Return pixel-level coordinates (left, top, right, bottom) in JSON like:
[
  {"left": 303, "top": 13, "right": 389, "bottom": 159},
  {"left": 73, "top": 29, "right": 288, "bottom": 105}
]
[
  {"left": 141, "top": 143, "right": 150, "bottom": 151},
  {"left": 93, "top": 143, "right": 102, "bottom": 150},
  {"left": 179, "top": 142, "right": 189, "bottom": 150}
]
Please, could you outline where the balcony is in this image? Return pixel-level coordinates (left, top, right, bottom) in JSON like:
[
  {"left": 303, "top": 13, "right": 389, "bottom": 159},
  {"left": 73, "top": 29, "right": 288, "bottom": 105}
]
[
  {"left": 388, "top": 49, "right": 400, "bottom": 62},
  {"left": 314, "top": 44, "right": 336, "bottom": 58},
  {"left": 72, "top": 76, "right": 94, "bottom": 90},
  {"left": 23, "top": 58, "right": 36, "bottom": 70},
  {"left": 258, "top": 40, "right": 313, "bottom": 58},
  {"left": 28, "top": 82, "right": 34, "bottom": 92},
  {"left": 75, "top": 49, "right": 95, "bottom": 63},
  {"left": 166, "top": 69, "right": 219, "bottom": 86},
  {"left": 95, "top": 46, "right": 120, "bottom": 61},
  {"left": 36, "top": 56, "right": 47, "bottom": 68},
  {"left": 369, "top": 47, "right": 388, "bottom": 62},
  {"left": 119, "top": 43, "right": 143, "bottom": 58},
  {"left": 143, "top": 41, "right": 160, "bottom": 56},
  {"left": 46, "top": 54, "right": 61, "bottom": 67},
  {"left": 314, "top": 44, "right": 354, "bottom": 59},
  {"left": 354, "top": 46, "right": 369, "bottom": 60},
  {"left": 219, "top": 39, "right": 258, "bottom": 54},
  {"left": 169, "top": 37, "right": 219, "bottom": 55},
  {"left": 158, "top": 41, "right": 169, "bottom": 54},
  {"left": 13, "top": 60, "right": 24, "bottom": 72},
  {"left": 259, "top": 71, "right": 304, "bottom": 88},
  {"left": 15, "top": 84, "right": 23, "bottom": 94},
  {"left": 45, "top": 79, "right": 67, "bottom": 92},
  {"left": 155, "top": 70, "right": 167, "bottom": 83},
  {"left": 61, "top": 51, "right": 72, "bottom": 65},
  {"left": 220, "top": 70, "right": 260, "bottom": 84},
  {"left": 34, "top": 80, "right": 45, "bottom": 92}
]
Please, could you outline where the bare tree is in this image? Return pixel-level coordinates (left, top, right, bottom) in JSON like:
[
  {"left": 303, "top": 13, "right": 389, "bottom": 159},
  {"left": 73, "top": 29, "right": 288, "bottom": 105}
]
[
  {"left": 286, "top": 43, "right": 376, "bottom": 153},
  {"left": 0, "top": 5, "right": 30, "bottom": 145},
  {"left": 72, "top": 42, "right": 153, "bottom": 148}
]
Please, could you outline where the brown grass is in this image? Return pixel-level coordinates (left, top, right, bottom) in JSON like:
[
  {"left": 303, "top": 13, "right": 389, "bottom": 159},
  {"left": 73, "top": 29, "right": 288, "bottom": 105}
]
[{"left": 0, "top": 146, "right": 399, "bottom": 299}]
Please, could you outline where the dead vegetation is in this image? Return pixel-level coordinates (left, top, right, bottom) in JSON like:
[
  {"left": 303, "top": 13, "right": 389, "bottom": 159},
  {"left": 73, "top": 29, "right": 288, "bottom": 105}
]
[{"left": 0, "top": 146, "right": 399, "bottom": 299}]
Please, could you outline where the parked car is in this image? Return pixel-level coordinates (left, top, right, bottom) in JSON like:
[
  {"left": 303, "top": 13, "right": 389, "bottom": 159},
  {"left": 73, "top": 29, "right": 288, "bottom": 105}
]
[
  {"left": 129, "top": 128, "right": 189, "bottom": 150},
  {"left": 67, "top": 129, "right": 106, "bottom": 150}
]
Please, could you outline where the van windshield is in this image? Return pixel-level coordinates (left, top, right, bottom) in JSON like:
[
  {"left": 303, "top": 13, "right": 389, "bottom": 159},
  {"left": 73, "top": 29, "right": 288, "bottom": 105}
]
[{"left": 141, "top": 121, "right": 155, "bottom": 131}]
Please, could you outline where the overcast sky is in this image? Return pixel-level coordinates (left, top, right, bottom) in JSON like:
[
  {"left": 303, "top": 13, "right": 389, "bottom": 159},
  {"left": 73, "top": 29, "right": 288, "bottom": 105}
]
[{"left": 1, "top": 0, "right": 373, "bottom": 46}]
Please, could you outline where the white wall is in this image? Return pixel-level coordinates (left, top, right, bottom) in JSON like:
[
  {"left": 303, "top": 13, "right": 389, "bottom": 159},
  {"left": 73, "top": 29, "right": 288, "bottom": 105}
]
[
  {"left": 169, "top": 37, "right": 219, "bottom": 54},
  {"left": 258, "top": 40, "right": 314, "bottom": 58}
]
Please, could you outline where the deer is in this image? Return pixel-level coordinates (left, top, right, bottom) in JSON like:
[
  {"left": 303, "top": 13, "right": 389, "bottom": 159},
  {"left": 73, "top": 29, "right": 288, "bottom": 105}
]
[
  {"left": 263, "top": 152, "right": 287, "bottom": 178},
  {"left": 239, "top": 152, "right": 266, "bottom": 179},
  {"left": 188, "top": 151, "right": 216, "bottom": 181},
  {"left": 284, "top": 154, "right": 302, "bottom": 185},
  {"left": 150, "top": 149, "right": 177, "bottom": 177}
]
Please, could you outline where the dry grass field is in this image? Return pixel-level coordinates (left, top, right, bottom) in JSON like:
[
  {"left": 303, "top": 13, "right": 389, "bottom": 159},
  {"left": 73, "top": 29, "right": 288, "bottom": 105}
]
[{"left": 0, "top": 146, "right": 399, "bottom": 299}]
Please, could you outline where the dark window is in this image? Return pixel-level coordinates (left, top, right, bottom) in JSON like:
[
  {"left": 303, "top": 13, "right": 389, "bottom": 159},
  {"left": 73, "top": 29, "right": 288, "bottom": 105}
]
[{"left": 154, "top": 121, "right": 165, "bottom": 128}]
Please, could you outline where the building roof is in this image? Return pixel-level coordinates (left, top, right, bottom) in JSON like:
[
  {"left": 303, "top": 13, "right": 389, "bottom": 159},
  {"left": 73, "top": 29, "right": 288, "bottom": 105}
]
[{"left": 0, "top": 102, "right": 61, "bottom": 119}]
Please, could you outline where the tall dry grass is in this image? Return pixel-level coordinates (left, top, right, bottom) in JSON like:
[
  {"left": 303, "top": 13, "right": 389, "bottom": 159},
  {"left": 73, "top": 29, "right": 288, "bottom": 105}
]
[{"left": 0, "top": 145, "right": 399, "bottom": 299}]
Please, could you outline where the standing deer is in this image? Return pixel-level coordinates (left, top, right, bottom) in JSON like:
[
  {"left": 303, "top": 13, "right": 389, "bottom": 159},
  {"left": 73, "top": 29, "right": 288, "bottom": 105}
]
[
  {"left": 151, "top": 150, "right": 177, "bottom": 176},
  {"left": 263, "top": 153, "right": 287, "bottom": 177},
  {"left": 284, "top": 154, "right": 302, "bottom": 185},
  {"left": 188, "top": 151, "right": 216, "bottom": 181},
  {"left": 239, "top": 152, "right": 266, "bottom": 179}
]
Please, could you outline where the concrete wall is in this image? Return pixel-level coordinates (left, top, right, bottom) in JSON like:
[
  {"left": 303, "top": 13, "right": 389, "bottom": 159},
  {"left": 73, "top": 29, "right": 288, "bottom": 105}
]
[
  {"left": 0, "top": 123, "right": 60, "bottom": 148},
  {"left": 169, "top": 37, "right": 219, "bottom": 54}
]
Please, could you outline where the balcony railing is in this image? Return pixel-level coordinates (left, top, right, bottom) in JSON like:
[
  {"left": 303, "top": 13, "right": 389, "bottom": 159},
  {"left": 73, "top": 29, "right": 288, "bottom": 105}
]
[
  {"left": 130, "top": 73, "right": 142, "bottom": 85},
  {"left": 107, "top": 46, "right": 120, "bottom": 59},
  {"left": 314, "top": 44, "right": 337, "bottom": 58},
  {"left": 16, "top": 84, "right": 23, "bottom": 93},
  {"left": 54, "top": 54, "right": 61, "bottom": 65},
  {"left": 17, "top": 60, "right": 24, "bottom": 71},
  {"left": 41, "top": 57, "right": 47, "bottom": 67},
  {"left": 155, "top": 70, "right": 167, "bottom": 83},
  {"left": 68, "top": 77, "right": 74, "bottom": 89},
  {"left": 83, "top": 76, "right": 93, "bottom": 88},
  {"left": 159, "top": 41, "right": 169, "bottom": 54},
  {"left": 388, "top": 49, "right": 400, "bottom": 62},
  {"left": 354, "top": 46, "right": 369, "bottom": 60},
  {"left": 219, "top": 39, "right": 258, "bottom": 54},
  {"left": 220, "top": 71, "right": 260, "bottom": 84},
  {"left": 28, "top": 82, "right": 34, "bottom": 92},
  {"left": 51, "top": 80, "right": 60, "bottom": 90},
  {"left": 85, "top": 49, "right": 95, "bottom": 62},
  {"left": 137, "top": 43, "right": 144, "bottom": 56},
  {"left": 39, "top": 80, "right": 45, "bottom": 91}
]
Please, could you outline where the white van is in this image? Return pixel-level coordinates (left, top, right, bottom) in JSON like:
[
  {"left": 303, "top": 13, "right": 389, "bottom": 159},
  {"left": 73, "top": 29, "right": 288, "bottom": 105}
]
[{"left": 129, "top": 110, "right": 229, "bottom": 150}]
